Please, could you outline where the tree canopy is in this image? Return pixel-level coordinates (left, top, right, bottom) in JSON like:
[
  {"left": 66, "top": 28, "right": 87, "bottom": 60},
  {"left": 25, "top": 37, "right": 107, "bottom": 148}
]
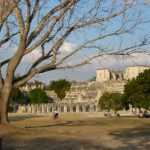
[
  {"left": 49, "top": 79, "right": 71, "bottom": 100},
  {"left": 98, "top": 92, "right": 127, "bottom": 114},
  {"left": 124, "top": 69, "right": 150, "bottom": 110},
  {"left": 29, "top": 88, "right": 47, "bottom": 104},
  {"left": 9, "top": 88, "right": 24, "bottom": 104}
]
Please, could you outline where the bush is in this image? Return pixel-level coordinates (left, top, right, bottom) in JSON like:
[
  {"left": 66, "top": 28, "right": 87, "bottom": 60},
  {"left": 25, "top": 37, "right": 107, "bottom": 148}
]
[{"left": 29, "top": 88, "right": 47, "bottom": 104}]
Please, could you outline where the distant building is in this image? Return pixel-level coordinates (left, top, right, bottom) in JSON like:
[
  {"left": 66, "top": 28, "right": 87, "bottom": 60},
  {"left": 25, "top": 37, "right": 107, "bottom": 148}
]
[
  {"left": 19, "top": 82, "right": 44, "bottom": 92},
  {"left": 96, "top": 68, "right": 123, "bottom": 82},
  {"left": 96, "top": 68, "right": 111, "bottom": 82},
  {"left": 96, "top": 66, "right": 150, "bottom": 82},
  {"left": 124, "top": 66, "right": 150, "bottom": 80}
]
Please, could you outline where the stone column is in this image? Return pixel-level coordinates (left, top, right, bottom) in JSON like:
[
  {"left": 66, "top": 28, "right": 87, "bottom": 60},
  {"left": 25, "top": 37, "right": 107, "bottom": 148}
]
[
  {"left": 24, "top": 105, "right": 27, "bottom": 113},
  {"left": 44, "top": 104, "right": 47, "bottom": 113},
  {"left": 136, "top": 108, "right": 140, "bottom": 115},
  {"left": 37, "top": 105, "right": 41, "bottom": 113},
  {"left": 95, "top": 106, "right": 99, "bottom": 112},
  {"left": 27, "top": 105, "right": 32, "bottom": 113},
  {"left": 76, "top": 104, "right": 80, "bottom": 113},
  {"left": 60, "top": 105, "right": 64, "bottom": 112},
  {"left": 52, "top": 104, "right": 55, "bottom": 112},
  {"left": 49, "top": 105, "right": 53, "bottom": 113},
  {"left": 31, "top": 104, "right": 36, "bottom": 113},
  {"left": 42, "top": 104, "right": 47, "bottom": 113},
  {"left": 70, "top": 104, "right": 73, "bottom": 113},
  {"left": 82, "top": 104, "right": 86, "bottom": 112},
  {"left": 58, "top": 105, "right": 61, "bottom": 113},
  {"left": 90, "top": 103, "right": 94, "bottom": 112},
  {"left": 112, "top": 72, "right": 116, "bottom": 80},
  {"left": 46, "top": 104, "right": 50, "bottom": 113},
  {"left": 64, "top": 104, "right": 67, "bottom": 113}
]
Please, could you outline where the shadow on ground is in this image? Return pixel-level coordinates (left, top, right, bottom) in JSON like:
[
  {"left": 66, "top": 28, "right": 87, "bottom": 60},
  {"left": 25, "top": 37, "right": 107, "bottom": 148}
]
[
  {"left": 1, "top": 137, "right": 111, "bottom": 150},
  {"left": 1, "top": 123, "right": 150, "bottom": 150},
  {"left": 24, "top": 120, "right": 107, "bottom": 128},
  {"left": 1, "top": 116, "right": 150, "bottom": 150},
  {"left": 109, "top": 124, "right": 150, "bottom": 150},
  {"left": 9, "top": 114, "right": 45, "bottom": 122}
]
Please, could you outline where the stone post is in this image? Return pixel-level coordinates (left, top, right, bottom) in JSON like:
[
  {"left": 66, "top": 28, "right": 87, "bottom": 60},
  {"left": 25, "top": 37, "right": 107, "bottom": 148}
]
[
  {"left": 49, "top": 105, "right": 53, "bottom": 113},
  {"left": 95, "top": 106, "right": 99, "bottom": 112},
  {"left": 44, "top": 104, "right": 47, "bottom": 114},
  {"left": 90, "top": 103, "right": 94, "bottom": 112},
  {"left": 42, "top": 104, "right": 46, "bottom": 113},
  {"left": 70, "top": 104, "right": 73, "bottom": 113},
  {"left": 112, "top": 72, "right": 116, "bottom": 80},
  {"left": 46, "top": 104, "right": 50, "bottom": 113},
  {"left": 31, "top": 104, "right": 36, "bottom": 113},
  {"left": 58, "top": 105, "right": 61, "bottom": 113},
  {"left": 76, "top": 104, "right": 80, "bottom": 113},
  {"left": 24, "top": 105, "right": 27, "bottom": 113},
  {"left": 52, "top": 105, "right": 55, "bottom": 112},
  {"left": 64, "top": 104, "right": 67, "bottom": 113},
  {"left": 82, "top": 104, "right": 86, "bottom": 112},
  {"left": 37, "top": 105, "right": 41, "bottom": 113},
  {"left": 27, "top": 105, "right": 32, "bottom": 113},
  {"left": 136, "top": 108, "right": 140, "bottom": 115}
]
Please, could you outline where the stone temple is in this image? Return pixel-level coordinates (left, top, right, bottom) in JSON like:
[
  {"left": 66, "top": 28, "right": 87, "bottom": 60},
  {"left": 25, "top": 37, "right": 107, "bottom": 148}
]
[{"left": 17, "top": 65, "right": 150, "bottom": 114}]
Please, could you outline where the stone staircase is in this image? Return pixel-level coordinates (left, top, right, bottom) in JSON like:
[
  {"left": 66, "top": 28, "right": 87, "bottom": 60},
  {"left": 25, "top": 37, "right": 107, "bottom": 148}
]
[{"left": 64, "top": 80, "right": 126, "bottom": 104}]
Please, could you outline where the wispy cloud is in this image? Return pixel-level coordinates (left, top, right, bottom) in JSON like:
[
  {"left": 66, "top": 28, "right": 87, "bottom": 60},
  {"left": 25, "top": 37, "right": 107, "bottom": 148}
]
[
  {"left": 92, "top": 53, "right": 150, "bottom": 70},
  {"left": 1, "top": 42, "right": 150, "bottom": 83},
  {"left": 21, "top": 49, "right": 41, "bottom": 63},
  {"left": 59, "top": 41, "right": 76, "bottom": 53}
]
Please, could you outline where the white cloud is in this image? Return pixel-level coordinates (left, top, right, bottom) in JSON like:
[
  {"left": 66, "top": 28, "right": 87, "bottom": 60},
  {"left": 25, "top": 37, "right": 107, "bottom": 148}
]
[
  {"left": 21, "top": 49, "right": 41, "bottom": 63},
  {"left": 144, "top": 0, "right": 150, "bottom": 3},
  {"left": 1, "top": 41, "right": 150, "bottom": 83},
  {"left": 92, "top": 53, "right": 150, "bottom": 70},
  {"left": 59, "top": 41, "right": 76, "bottom": 53}
]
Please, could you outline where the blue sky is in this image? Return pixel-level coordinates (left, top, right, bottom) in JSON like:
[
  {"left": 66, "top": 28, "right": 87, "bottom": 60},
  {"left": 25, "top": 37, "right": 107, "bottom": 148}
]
[{"left": 0, "top": 0, "right": 150, "bottom": 84}]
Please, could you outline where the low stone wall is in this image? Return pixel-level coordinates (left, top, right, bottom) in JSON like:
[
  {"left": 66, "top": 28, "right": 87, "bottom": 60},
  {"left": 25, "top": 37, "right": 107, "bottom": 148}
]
[{"left": 17, "top": 103, "right": 99, "bottom": 114}]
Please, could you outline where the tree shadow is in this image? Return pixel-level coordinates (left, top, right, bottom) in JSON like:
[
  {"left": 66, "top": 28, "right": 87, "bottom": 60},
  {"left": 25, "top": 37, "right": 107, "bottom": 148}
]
[
  {"left": 1, "top": 136, "right": 112, "bottom": 150},
  {"left": 24, "top": 120, "right": 107, "bottom": 128},
  {"left": 109, "top": 123, "right": 150, "bottom": 150},
  {"left": 1, "top": 118, "right": 150, "bottom": 150},
  {"left": 22, "top": 116, "right": 141, "bottom": 129},
  {"left": 9, "top": 114, "right": 45, "bottom": 122}
]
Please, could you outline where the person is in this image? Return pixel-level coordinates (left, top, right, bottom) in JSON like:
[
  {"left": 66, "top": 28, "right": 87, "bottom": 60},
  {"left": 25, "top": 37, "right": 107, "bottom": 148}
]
[
  {"left": 53, "top": 110, "right": 59, "bottom": 119},
  {"left": 104, "top": 111, "right": 108, "bottom": 116},
  {"left": 116, "top": 113, "right": 120, "bottom": 117}
]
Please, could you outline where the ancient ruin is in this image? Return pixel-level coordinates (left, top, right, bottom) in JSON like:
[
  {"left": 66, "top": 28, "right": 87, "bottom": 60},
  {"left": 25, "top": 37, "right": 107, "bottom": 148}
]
[{"left": 17, "top": 66, "right": 149, "bottom": 114}]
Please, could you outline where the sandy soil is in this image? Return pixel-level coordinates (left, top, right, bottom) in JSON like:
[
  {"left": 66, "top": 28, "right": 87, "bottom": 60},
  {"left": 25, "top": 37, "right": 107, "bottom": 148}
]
[{"left": 0, "top": 113, "right": 150, "bottom": 150}]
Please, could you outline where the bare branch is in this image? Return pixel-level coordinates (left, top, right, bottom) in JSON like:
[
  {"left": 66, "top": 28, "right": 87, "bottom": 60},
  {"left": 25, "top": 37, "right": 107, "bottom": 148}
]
[
  {"left": 0, "top": 0, "right": 149, "bottom": 88},
  {"left": 27, "top": 0, "right": 77, "bottom": 46}
]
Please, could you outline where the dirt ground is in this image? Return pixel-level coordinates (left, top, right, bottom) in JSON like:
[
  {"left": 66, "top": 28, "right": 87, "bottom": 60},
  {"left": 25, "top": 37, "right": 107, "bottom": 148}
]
[{"left": 0, "top": 113, "right": 150, "bottom": 150}]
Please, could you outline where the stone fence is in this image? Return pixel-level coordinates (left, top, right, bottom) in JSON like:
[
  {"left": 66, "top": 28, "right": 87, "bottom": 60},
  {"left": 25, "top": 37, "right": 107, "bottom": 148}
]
[{"left": 17, "top": 103, "right": 99, "bottom": 114}]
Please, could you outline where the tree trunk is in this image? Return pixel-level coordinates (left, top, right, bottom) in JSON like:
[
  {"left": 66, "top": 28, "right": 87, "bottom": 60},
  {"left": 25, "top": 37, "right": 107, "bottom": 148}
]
[
  {"left": 0, "top": 83, "right": 12, "bottom": 125},
  {"left": 0, "top": 98, "right": 9, "bottom": 125}
]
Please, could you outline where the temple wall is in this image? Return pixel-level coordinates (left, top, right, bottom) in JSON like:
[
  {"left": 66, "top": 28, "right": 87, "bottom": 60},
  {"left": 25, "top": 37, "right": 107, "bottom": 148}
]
[
  {"left": 17, "top": 103, "right": 99, "bottom": 114},
  {"left": 125, "top": 66, "right": 150, "bottom": 80}
]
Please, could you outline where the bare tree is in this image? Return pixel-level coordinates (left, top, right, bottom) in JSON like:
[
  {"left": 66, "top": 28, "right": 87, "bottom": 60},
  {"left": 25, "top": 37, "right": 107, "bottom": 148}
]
[{"left": 0, "top": 0, "right": 150, "bottom": 125}]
